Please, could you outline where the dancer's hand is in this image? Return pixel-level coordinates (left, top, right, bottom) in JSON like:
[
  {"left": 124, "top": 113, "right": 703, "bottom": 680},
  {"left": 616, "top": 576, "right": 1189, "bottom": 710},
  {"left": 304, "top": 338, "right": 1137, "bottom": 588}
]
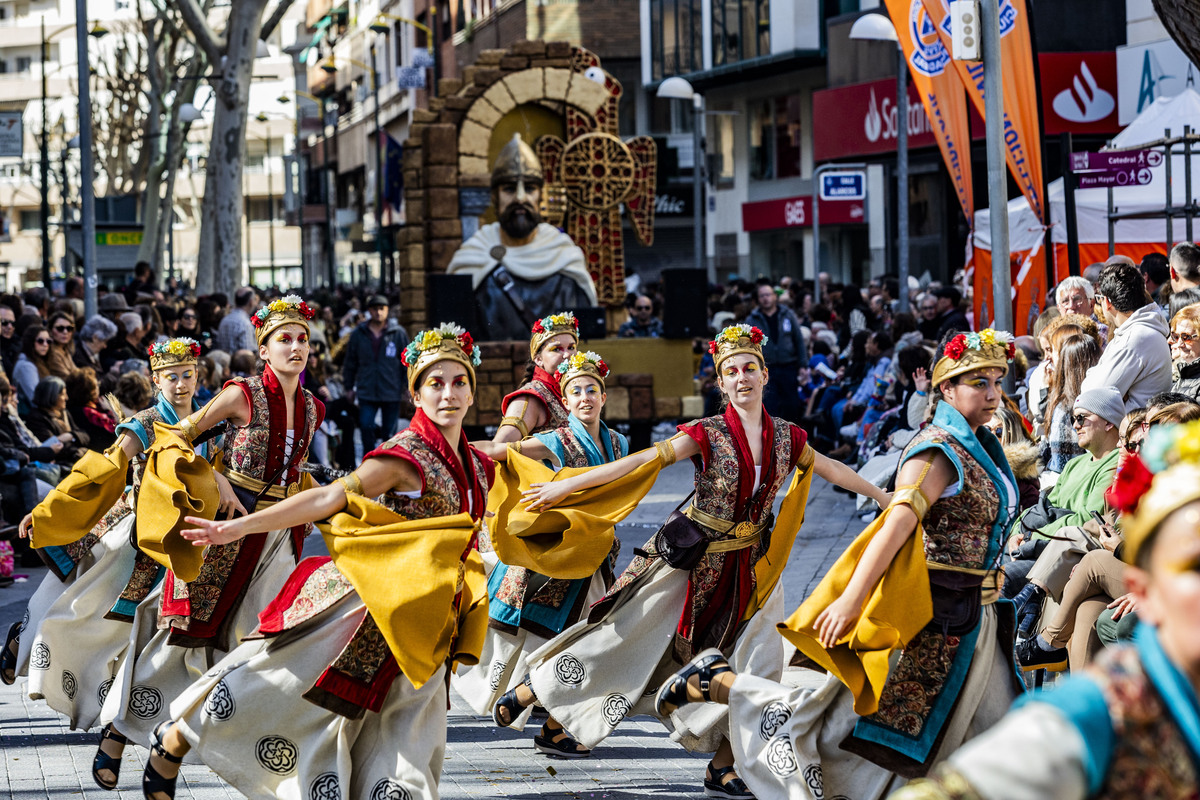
[
  {"left": 522, "top": 479, "right": 575, "bottom": 510},
  {"left": 874, "top": 491, "right": 893, "bottom": 510},
  {"left": 180, "top": 516, "right": 246, "bottom": 546},
  {"left": 214, "top": 472, "right": 248, "bottom": 518},
  {"left": 17, "top": 513, "right": 32, "bottom": 539},
  {"left": 814, "top": 594, "right": 862, "bottom": 649}
]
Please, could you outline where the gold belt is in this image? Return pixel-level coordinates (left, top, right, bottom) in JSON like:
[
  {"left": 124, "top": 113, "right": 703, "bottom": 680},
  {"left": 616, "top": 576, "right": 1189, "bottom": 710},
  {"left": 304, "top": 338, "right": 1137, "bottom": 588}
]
[
  {"left": 224, "top": 469, "right": 302, "bottom": 502},
  {"left": 685, "top": 506, "right": 769, "bottom": 553},
  {"left": 927, "top": 562, "right": 1002, "bottom": 606}
]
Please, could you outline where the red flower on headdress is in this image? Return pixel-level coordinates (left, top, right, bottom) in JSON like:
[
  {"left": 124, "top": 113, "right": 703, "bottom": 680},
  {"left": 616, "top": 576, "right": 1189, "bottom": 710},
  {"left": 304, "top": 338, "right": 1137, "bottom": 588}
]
[
  {"left": 251, "top": 314, "right": 265, "bottom": 328},
  {"left": 944, "top": 334, "right": 967, "bottom": 360},
  {"left": 531, "top": 319, "right": 546, "bottom": 335},
  {"left": 146, "top": 345, "right": 155, "bottom": 358},
  {"left": 1105, "top": 454, "right": 1155, "bottom": 515},
  {"left": 1006, "top": 341, "right": 1016, "bottom": 360},
  {"left": 596, "top": 359, "right": 610, "bottom": 378},
  {"left": 189, "top": 342, "right": 201, "bottom": 358},
  {"left": 749, "top": 327, "right": 764, "bottom": 344},
  {"left": 707, "top": 340, "right": 718, "bottom": 355},
  {"left": 459, "top": 330, "right": 475, "bottom": 354},
  {"left": 297, "top": 301, "right": 316, "bottom": 320}
]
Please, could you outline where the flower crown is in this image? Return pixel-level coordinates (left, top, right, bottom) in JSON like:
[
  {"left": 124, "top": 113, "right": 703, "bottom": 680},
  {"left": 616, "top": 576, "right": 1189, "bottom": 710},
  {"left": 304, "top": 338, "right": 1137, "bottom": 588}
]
[
  {"left": 531, "top": 312, "right": 578, "bottom": 336},
  {"left": 403, "top": 323, "right": 482, "bottom": 369},
  {"left": 930, "top": 328, "right": 1015, "bottom": 388},
  {"left": 557, "top": 351, "right": 610, "bottom": 379},
  {"left": 942, "top": 329, "right": 1016, "bottom": 361},
  {"left": 147, "top": 337, "right": 201, "bottom": 370},
  {"left": 707, "top": 324, "right": 767, "bottom": 355},
  {"left": 251, "top": 295, "right": 316, "bottom": 329}
]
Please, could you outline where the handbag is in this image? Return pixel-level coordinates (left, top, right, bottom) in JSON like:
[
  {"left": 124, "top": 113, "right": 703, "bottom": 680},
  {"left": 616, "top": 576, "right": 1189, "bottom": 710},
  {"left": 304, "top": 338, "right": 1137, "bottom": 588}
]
[{"left": 653, "top": 499, "right": 707, "bottom": 570}]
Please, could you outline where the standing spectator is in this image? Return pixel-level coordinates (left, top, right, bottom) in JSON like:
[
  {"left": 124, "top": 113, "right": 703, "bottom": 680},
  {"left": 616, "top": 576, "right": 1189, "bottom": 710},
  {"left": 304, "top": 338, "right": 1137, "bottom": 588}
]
[
  {"left": 1081, "top": 261, "right": 1172, "bottom": 410},
  {"left": 917, "top": 293, "right": 941, "bottom": 340},
  {"left": 1169, "top": 303, "right": 1200, "bottom": 401},
  {"left": 13, "top": 325, "right": 51, "bottom": 411},
  {"left": 44, "top": 311, "right": 77, "bottom": 378},
  {"left": 933, "top": 285, "right": 970, "bottom": 338},
  {"left": 617, "top": 294, "right": 663, "bottom": 338},
  {"left": 341, "top": 294, "right": 408, "bottom": 450},
  {"left": 216, "top": 286, "right": 258, "bottom": 353},
  {"left": 123, "top": 261, "right": 154, "bottom": 303},
  {"left": 1054, "top": 276, "right": 1094, "bottom": 317},
  {"left": 156, "top": 304, "right": 179, "bottom": 338},
  {"left": 0, "top": 305, "right": 17, "bottom": 381},
  {"left": 177, "top": 306, "right": 200, "bottom": 337},
  {"left": 745, "top": 278, "right": 806, "bottom": 421},
  {"left": 1168, "top": 240, "right": 1200, "bottom": 292},
  {"left": 72, "top": 315, "right": 118, "bottom": 374},
  {"left": 97, "top": 292, "right": 131, "bottom": 324},
  {"left": 1139, "top": 251, "right": 1170, "bottom": 305}
]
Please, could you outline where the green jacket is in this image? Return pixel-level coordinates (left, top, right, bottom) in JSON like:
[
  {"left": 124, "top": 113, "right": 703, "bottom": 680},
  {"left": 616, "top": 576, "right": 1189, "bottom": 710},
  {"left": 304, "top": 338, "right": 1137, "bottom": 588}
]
[{"left": 1012, "top": 446, "right": 1120, "bottom": 542}]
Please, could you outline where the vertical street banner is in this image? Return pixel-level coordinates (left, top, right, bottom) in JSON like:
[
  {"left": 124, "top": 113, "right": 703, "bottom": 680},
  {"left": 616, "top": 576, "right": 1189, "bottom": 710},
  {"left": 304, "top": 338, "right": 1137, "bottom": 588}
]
[
  {"left": 921, "top": 0, "right": 1045, "bottom": 223},
  {"left": 883, "top": 0, "right": 975, "bottom": 221}
]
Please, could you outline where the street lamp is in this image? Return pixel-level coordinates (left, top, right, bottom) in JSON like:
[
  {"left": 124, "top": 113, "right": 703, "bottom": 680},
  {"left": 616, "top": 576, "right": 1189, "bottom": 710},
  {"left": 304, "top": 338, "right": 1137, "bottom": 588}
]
[
  {"left": 655, "top": 76, "right": 704, "bottom": 278},
  {"left": 849, "top": 12, "right": 910, "bottom": 314}
]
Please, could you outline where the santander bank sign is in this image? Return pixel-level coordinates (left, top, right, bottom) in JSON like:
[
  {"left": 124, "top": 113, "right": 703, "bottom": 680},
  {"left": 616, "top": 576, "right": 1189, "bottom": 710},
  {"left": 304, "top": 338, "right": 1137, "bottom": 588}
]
[
  {"left": 814, "top": 78, "right": 939, "bottom": 161},
  {"left": 863, "top": 86, "right": 933, "bottom": 144}
]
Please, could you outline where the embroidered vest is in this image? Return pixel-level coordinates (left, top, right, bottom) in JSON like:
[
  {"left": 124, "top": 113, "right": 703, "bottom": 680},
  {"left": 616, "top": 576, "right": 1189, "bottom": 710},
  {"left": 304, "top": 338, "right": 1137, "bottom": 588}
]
[
  {"left": 223, "top": 375, "right": 319, "bottom": 484},
  {"left": 503, "top": 377, "right": 570, "bottom": 434},
  {"left": 374, "top": 427, "right": 491, "bottom": 518},
  {"left": 690, "top": 415, "right": 796, "bottom": 532},
  {"left": 555, "top": 425, "right": 624, "bottom": 469}
]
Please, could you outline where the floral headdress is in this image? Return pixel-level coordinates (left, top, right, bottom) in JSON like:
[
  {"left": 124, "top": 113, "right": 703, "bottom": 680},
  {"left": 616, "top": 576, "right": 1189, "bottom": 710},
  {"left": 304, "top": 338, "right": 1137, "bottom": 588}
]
[
  {"left": 530, "top": 312, "right": 579, "bottom": 359},
  {"left": 930, "top": 328, "right": 1015, "bottom": 388},
  {"left": 147, "top": 337, "right": 201, "bottom": 371},
  {"left": 557, "top": 350, "right": 611, "bottom": 393},
  {"left": 403, "top": 323, "right": 481, "bottom": 392},
  {"left": 1107, "top": 420, "right": 1200, "bottom": 564},
  {"left": 708, "top": 324, "right": 768, "bottom": 371},
  {"left": 252, "top": 295, "right": 315, "bottom": 344}
]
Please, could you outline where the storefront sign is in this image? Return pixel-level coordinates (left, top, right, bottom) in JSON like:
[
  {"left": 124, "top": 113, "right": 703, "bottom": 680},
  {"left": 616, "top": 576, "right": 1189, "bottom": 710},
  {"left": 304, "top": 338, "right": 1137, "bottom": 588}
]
[
  {"left": 813, "top": 79, "right": 936, "bottom": 161},
  {"left": 1116, "top": 38, "right": 1198, "bottom": 124},
  {"left": 1040, "top": 52, "right": 1118, "bottom": 134},
  {"left": 741, "top": 195, "right": 864, "bottom": 232}
]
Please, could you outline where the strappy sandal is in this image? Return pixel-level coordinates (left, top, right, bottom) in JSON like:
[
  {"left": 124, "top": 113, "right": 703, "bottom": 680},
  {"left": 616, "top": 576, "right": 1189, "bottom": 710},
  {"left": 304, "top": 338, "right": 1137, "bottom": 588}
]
[
  {"left": 0, "top": 621, "right": 20, "bottom": 685},
  {"left": 493, "top": 675, "right": 533, "bottom": 729},
  {"left": 142, "top": 721, "right": 183, "bottom": 800},
  {"left": 92, "top": 724, "right": 128, "bottom": 790},
  {"left": 533, "top": 720, "right": 591, "bottom": 759},
  {"left": 703, "top": 762, "right": 755, "bottom": 799},
  {"left": 655, "top": 647, "right": 731, "bottom": 716}
]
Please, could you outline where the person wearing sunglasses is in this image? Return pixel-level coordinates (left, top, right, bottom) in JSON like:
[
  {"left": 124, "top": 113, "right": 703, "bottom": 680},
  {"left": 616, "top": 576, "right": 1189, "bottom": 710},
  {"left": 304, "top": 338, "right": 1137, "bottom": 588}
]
[
  {"left": 72, "top": 315, "right": 119, "bottom": 374},
  {"left": 13, "top": 325, "right": 52, "bottom": 413},
  {"left": 1168, "top": 303, "right": 1200, "bottom": 402},
  {"left": 43, "top": 311, "right": 78, "bottom": 380},
  {"left": 0, "top": 304, "right": 19, "bottom": 382}
]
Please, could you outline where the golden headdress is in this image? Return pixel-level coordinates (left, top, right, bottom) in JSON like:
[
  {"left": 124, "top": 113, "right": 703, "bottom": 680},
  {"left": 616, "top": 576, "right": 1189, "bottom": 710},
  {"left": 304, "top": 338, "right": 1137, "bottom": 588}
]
[
  {"left": 146, "top": 338, "right": 200, "bottom": 372},
  {"left": 557, "top": 351, "right": 611, "bottom": 393},
  {"left": 930, "top": 329, "right": 1015, "bottom": 387},
  {"left": 252, "top": 295, "right": 315, "bottom": 345},
  {"left": 1107, "top": 420, "right": 1200, "bottom": 564},
  {"left": 529, "top": 312, "right": 579, "bottom": 360},
  {"left": 708, "top": 324, "right": 768, "bottom": 372},
  {"left": 491, "top": 133, "right": 544, "bottom": 190},
  {"left": 403, "top": 323, "right": 481, "bottom": 392}
]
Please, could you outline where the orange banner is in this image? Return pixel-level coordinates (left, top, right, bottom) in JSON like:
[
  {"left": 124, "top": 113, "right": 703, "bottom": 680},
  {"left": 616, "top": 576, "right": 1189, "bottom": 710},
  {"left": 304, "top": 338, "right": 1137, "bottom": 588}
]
[
  {"left": 884, "top": 0, "right": 975, "bottom": 220},
  {"left": 920, "top": 0, "right": 1045, "bottom": 223}
]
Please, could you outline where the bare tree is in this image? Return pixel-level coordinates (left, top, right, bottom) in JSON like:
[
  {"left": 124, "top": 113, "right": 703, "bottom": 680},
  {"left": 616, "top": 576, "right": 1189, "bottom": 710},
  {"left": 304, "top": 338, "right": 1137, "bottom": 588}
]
[{"left": 174, "top": 0, "right": 296, "bottom": 295}]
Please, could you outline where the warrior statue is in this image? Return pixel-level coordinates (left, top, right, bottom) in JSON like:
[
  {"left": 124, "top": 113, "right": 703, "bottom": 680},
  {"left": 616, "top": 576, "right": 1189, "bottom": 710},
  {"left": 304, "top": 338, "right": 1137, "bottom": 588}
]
[{"left": 448, "top": 134, "right": 598, "bottom": 340}]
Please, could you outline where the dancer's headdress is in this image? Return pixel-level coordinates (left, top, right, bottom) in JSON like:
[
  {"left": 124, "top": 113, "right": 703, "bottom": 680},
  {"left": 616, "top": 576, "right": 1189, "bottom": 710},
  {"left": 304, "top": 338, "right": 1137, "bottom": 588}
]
[
  {"left": 252, "top": 295, "right": 315, "bottom": 345},
  {"left": 403, "top": 323, "right": 481, "bottom": 392},
  {"left": 558, "top": 351, "right": 610, "bottom": 393},
  {"left": 708, "top": 324, "right": 768, "bottom": 372},
  {"left": 147, "top": 338, "right": 200, "bottom": 371},
  {"left": 930, "top": 329, "right": 1015, "bottom": 387},
  {"left": 529, "top": 312, "right": 579, "bottom": 359}
]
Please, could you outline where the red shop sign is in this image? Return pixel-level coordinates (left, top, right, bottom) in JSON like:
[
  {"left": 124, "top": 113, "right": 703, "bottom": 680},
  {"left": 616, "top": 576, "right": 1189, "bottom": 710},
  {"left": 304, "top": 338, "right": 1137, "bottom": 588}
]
[
  {"left": 742, "top": 195, "right": 865, "bottom": 233},
  {"left": 813, "top": 78, "right": 937, "bottom": 162},
  {"left": 1039, "top": 52, "right": 1119, "bottom": 135}
]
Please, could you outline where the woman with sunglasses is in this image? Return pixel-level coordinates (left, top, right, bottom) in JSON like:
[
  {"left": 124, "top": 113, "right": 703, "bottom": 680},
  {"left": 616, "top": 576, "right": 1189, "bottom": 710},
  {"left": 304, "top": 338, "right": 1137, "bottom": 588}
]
[
  {"left": 1168, "top": 303, "right": 1200, "bottom": 402},
  {"left": 44, "top": 311, "right": 79, "bottom": 379},
  {"left": 13, "top": 325, "right": 52, "bottom": 413}
]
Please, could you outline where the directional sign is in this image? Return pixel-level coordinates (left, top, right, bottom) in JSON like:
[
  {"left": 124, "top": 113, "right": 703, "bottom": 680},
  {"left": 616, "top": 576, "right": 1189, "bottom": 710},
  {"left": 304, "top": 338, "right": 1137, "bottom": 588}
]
[
  {"left": 1071, "top": 148, "right": 1162, "bottom": 172},
  {"left": 1076, "top": 167, "right": 1154, "bottom": 189},
  {"left": 819, "top": 171, "right": 866, "bottom": 201}
]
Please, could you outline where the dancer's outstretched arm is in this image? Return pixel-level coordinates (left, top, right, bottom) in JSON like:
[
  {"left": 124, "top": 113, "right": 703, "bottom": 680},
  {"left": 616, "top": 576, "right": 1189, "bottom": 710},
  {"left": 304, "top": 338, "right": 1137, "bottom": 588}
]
[
  {"left": 471, "top": 438, "right": 554, "bottom": 464},
  {"left": 812, "top": 451, "right": 892, "bottom": 509}
]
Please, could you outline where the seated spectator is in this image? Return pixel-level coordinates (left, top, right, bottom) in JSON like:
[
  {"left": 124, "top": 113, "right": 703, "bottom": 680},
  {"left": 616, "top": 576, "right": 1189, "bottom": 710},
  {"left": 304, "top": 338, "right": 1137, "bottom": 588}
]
[
  {"left": 43, "top": 310, "right": 77, "bottom": 379},
  {"left": 113, "top": 371, "right": 153, "bottom": 418},
  {"left": 1168, "top": 302, "right": 1200, "bottom": 402},
  {"left": 0, "top": 374, "right": 59, "bottom": 520},
  {"left": 892, "top": 345, "right": 932, "bottom": 431},
  {"left": 1081, "top": 260, "right": 1172, "bottom": 410},
  {"left": 13, "top": 325, "right": 50, "bottom": 412},
  {"left": 229, "top": 349, "right": 257, "bottom": 378},
  {"left": 1039, "top": 331, "right": 1101, "bottom": 483},
  {"left": 26, "top": 376, "right": 89, "bottom": 465},
  {"left": 1004, "top": 386, "right": 1125, "bottom": 630},
  {"left": 102, "top": 311, "right": 146, "bottom": 372},
  {"left": 618, "top": 294, "right": 663, "bottom": 338},
  {"left": 72, "top": 314, "right": 119, "bottom": 374},
  {"left": 64, "top": 369, "right": 116, "bottom": 451}
]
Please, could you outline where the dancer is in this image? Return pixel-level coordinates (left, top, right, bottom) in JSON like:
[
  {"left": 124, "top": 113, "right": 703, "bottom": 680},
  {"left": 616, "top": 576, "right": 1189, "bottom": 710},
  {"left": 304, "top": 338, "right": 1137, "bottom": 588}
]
[
  {"left": 151, "top": 323, "right": 491, "bottom": 800},
  {"left": 890, "top": 418, "right": 1200, "bottom": 799},
  {"left": 502, "top": 324, "right": 890, "bottom": 798},
  {"left": 656, "top": 330, "right": 1024, "bottom": 799},
  {"left": 463, "top": 350, "right": 626, "bottom": 757},
  {"left": 97, "top": 296, "right": 324, "bottom": 784},
  {"left": 492, "top": 311, "right": 578, "bottom": 443}
]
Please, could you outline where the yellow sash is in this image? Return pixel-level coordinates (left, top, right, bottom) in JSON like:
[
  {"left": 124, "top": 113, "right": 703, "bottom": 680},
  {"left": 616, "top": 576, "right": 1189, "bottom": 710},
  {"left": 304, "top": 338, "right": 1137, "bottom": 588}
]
[{"left": 30, "top": 443, "right": 131, "bottom": 549}]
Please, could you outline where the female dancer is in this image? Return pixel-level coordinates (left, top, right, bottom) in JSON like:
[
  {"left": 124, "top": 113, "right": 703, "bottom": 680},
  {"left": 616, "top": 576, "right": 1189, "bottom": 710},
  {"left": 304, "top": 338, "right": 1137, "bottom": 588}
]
[
  {"left": 655, "top": 330, "right": 1025, "bottom": 799},
  {"left": 97, "top": 296, "right": 324, "bottom": 784},
  {"left": 464, "top": 350, "right": 626, "bottom": 757},
  {"left": 12, "top": 338, "right": 218, "bottom": 788},
  {"left": 891, "top": 418, "right": 1200, "bottom": 800},
  {"left": 504, "top": 324, "right": 890, "bottom": 798},
  {"left": 153, "top": 323, "right": 491, "bottom": 800},
  {"left": 493, "top": 312, "right": 578, "bottom": 442}
]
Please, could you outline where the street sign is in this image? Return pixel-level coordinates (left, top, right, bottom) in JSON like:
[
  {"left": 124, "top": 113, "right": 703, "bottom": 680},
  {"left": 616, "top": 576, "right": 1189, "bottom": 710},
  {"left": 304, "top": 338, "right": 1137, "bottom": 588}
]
[
  {"left": 1076, "top": 167, "right": 1154, "bottom": 189},
  {"left": 1071, "top": 148, "right": 1162, "bottom": 171},
  {"left": 818, "top": 171, "right": 866, "bottom": 201},
  {"left": 95, "top": 231, "right": 143, "bottom": 246}
]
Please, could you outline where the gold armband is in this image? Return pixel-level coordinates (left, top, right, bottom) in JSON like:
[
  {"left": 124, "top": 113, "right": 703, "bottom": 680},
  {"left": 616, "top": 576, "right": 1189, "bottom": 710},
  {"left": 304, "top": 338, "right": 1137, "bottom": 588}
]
[
  {"left": 655, "top": 440, "right": 677, "bottom": 467},
  {"left": 500, "top": 415, "right": 530, "bottom": 438},
  {"left": 509, "top": 441, "right": 524, "bottom": 456},
  {"left": 338, "top": 472, "right": 365, "bottom": 497},
  {"left": 177, "top": 417, "right": 199, "bottom": 444}
]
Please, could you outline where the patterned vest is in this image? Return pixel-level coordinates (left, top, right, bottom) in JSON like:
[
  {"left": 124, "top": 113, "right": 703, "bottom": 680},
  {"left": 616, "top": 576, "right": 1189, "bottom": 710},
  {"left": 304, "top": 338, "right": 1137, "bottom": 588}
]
[
  {"left": 375, "top": 427, "right": 492, "bottom": 516},
  {"left": 689, "top": 414, "right": 797, "bottom": 532},
  {"left": 223, "top": 374, "right": 320, "bottom": 484},
  {"left": 555, "top": 424, "right": 624, "bottom": 469},
  {"left": 502, "top": 370, "right": 570, "bottom": 435}
]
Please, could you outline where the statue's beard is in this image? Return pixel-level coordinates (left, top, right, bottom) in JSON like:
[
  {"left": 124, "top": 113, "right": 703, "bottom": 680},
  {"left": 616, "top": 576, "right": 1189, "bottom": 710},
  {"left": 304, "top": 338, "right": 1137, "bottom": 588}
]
[{"left": 499, "top": 201, "right": 541, "bottom": 240}]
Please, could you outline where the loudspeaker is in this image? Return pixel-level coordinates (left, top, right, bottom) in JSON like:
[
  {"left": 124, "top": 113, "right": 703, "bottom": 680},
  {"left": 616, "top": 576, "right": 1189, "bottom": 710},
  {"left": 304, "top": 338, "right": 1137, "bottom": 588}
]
[
  {"left": 661, "top": 268, "right": 709, "bottom": 339},
  {"left": 569, "top": 306, "right": 607, "bottom": 340},
  {"left": 427, "top": 274, "right": 477, "bottom": 333}
]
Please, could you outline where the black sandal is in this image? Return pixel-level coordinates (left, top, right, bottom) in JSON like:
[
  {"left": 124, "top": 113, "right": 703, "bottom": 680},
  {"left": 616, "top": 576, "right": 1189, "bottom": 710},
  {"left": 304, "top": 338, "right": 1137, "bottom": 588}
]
[
  {"left": 533, "top": 720, "right": 591, "bottom": 759},
  {"left": 655, "top": 647, "right": 731, "bottom": 716},
  {"left": 142, "top": 721, "right": 183, "bottom": 800},
  {"left": 92, "top": 724, "right": 128, "bottom": 790},
  {"left": 703, "top": 762, "right": 755, "bottom": 799},
  {"left": 493, "top": 675, "right": 533, "bottom": 729},
  {"left": 0, "top": 621, "right": 19, "bottom": 685}
]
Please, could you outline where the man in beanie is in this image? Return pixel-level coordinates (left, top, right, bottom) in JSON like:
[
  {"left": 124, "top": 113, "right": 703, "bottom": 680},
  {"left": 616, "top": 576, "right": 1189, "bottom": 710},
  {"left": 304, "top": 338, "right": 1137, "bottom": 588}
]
[
  {"left": 1003, "top": 386, "right": 1125, "bottom": 637},
  {"left": 342, "top": 294, "right": 408, "bottom": 450}
]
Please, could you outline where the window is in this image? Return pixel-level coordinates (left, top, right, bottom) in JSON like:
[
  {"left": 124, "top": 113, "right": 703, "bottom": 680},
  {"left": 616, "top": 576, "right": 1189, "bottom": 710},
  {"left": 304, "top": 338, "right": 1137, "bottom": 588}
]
[
  {"left": 711, "top": 113, "right": 735, "bottom": 188},
  {"left": 713, "top": 0, "right": 770, "bottom": 67},
  {"left": 0, "top": 164, "right": 20, "bottom": 180},
  {"left": 19, "top": 210, "right": 39, "bottom": 231},
  {"left": 650, "top": 0, "right": 702, "bottom": 81},
  {"left": 15, "top": 57, "right": 31, "bottom": 74},
  {"left": 749, "top": 95, "right": 801, "bottom": 181}
]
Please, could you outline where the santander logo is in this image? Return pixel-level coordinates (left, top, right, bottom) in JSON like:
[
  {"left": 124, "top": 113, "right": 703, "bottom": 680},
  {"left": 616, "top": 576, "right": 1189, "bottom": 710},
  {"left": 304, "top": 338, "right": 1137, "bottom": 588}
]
[
  {"left": 865, "top": 89, "right": 883, "bottom": 142},
  {"left": 1052, "top": 60, "right": 1115, "bottom": 123},
  {"left": 863, "top": 87, "right": 931, "bottom": 144}
]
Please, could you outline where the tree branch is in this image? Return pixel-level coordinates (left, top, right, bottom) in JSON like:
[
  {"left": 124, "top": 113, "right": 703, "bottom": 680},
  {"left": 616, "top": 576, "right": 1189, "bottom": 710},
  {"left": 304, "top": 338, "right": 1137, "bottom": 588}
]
[
  {"left": 174, "top": 0, "right": 224, "bottom": 63},
  {"left": 260, "top": 0, "right": 297, "bottom": 41}
]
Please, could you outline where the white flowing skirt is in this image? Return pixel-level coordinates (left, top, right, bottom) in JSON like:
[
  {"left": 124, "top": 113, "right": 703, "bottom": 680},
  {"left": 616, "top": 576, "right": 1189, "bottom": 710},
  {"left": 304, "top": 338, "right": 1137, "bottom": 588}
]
[
  {"left": 171, "top": 590, "right": 448, "bottom": 800},
  {"left": 526, "top": 558, "right": 787, "bottom": 753},
  {"left": 101, "top": 526, "right": 296, "bottom": 748},
  {"left": 25, "top": 515, "right": 158, "bottom": 730},
  {"left": 726, "top": 605, "right": 1019, "bottom": 800},
  {"left": 15, "top": 534, "right": 106, "bottom": 679}
]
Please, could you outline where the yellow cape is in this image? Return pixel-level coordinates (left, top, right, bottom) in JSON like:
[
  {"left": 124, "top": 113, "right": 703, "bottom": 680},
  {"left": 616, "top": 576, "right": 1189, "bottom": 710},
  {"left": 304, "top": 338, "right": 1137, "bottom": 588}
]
[
  {"left": 135, "top": 422, "right": 219, "bottom": 582},
  {"left": 30, "top": 444, "right": 131, "bottom": 548},
  {"left": 318, "top": 493, "right": 488, "bottom": 689},
  {"left": 486, "top": 448, "right": 663, "bottom": 579},
  {"left": 744, "top": 445, "right": 816, "bottom": 622},
  {"left": 777, "top": 486, "right": 933, "bottom": 716}
]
